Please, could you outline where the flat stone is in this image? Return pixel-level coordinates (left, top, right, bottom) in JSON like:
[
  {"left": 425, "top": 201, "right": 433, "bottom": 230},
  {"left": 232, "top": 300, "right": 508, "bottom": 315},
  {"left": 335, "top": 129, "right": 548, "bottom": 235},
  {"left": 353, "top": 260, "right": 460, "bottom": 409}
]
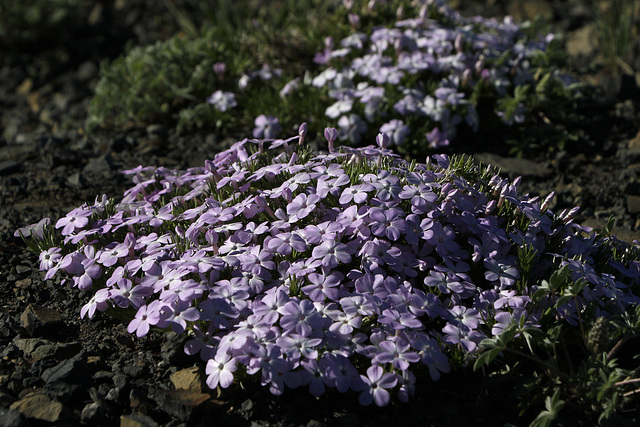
[
  {"left": 0, "top": 160, "right": 20, "bottom": 175},
  {"left": 508, "top": 0, "right": 553, "bottom": 22},
  {"left": 120, "top": 414, "right": 160, "bottom": 427},
  {"left": 170, "top": 366, "right": 204, "bottom": 392},
  {"left": 9, "top": 392, "right": 67, "bottom": 422},
  {"left": 628, "top": 195, "right": 640, "bottom": 214},
  {"left": 566, "top": 23, "right": 598, "bottom": 57},
  {"left": 19, "top": 304, "right": 64, "bottom": 337}
]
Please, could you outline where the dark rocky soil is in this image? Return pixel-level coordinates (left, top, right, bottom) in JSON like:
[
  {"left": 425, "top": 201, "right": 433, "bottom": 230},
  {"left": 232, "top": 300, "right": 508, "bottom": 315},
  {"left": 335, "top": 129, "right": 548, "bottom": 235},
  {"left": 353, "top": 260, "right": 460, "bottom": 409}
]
[{"left": 1, "top": 1, "right": 640, "bottom": 426}]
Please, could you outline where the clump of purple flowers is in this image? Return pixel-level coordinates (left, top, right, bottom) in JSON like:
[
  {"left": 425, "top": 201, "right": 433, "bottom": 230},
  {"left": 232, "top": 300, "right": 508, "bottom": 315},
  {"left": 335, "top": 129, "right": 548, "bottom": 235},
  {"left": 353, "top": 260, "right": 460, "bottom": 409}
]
[
  {"left": 18, "top": 129, "right": 640, "bottom": 406},
  {"left": 275, "top": 0, "right": 580, "bottom": 153}
]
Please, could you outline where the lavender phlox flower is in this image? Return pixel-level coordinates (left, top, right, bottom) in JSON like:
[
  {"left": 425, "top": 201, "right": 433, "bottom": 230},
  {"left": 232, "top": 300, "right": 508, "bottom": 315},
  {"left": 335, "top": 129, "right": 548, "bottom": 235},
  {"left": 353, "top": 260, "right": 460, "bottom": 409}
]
[
  {"left": 15, "top": 217, "right": 50, "bottom": 240},
  {"left": 234, "top": 314, "right": 273, "bottom": 339},
  {"left": 55, "top": 206, "right": 92, "bottom": 235},
  {"left": 378, "top": 308, "right": 422, "bottom": 330},
  {"left": 380, "top": 119, "right": 410, "bottom": 146},
  {"left": 276, "top": 334, "right": 323, "bottom": 362},
  {"left": 321, "top": 353, "right": 365, "bottom": 393},
  {"left": 160, "top": 278, "right": 205, "bottom": 304},
  {"left": 39, "top": 247, "right": 62, "bottom": 271},
  {"left": 340, "top": 295, "right": 379, "bottom": 317},
  {"left": 80, "top": 288, "right": 111, "bottom": 319},
  {"left": 323, "top": 127, "right": 338, "bottom": 152},
  {"left": 371, "top": 170, "right": 402, "bottom": 201},
  {"left": 73, "top": 258, "right": 102, "bottom": 290},
  {"left": 339, "top": 183, "right": 375, "bottom": 205},
  {"left": 424, "top": 270, "right": 466, "bottom": 294},
  {"left": 206, "top": 90, "right": 237, "bottom": 112},
  {"left": 442, "top": 322, "right": 484, "bottom": 353},
  {"left": 312, "top": 238, "right": 352, "bottom": 268},
  {"left": 97, "top": 241, "right": 131, "bottom": 267},
  {"left": 328, "top": 308, "right": 362, "bottom": 335},
  {"left": 326, "top": 99, "right": 354, "bottom": 119},
  {"left": 407, "top": 331, "right": 451, "bottom": 381},
  {"left": 111, "top": 279, "right": 152, "bottom": 308},
  {"left": 351, "top": 53, "right": 382, "bottom": 78},
  {"left": 448, "top": 305, "right": 483, "bottom": 329},
  {"left": 376, "top": 133, "right": 391, "bottom": 149},
  {"left": 198, "top": 298, "right": 238, "bottom": 329},
  {"left": 265, "top": 231, "right": 307, "bottom": 256},
  {"left": 298, "top": 359, "right": 329, "bottom": 396},
  {"left": 358, "top": 365, "right": 397, "bottom": 407},
  {"left": 127, "top": 301, "right": 162, "bottom": 337},
  {"left": 184, "top": 323, "right": 218, "bottom": 361},
  {"left": 253, "top": 115, "right": 281, "bottom": 139},
  {"left": 213, "top": 280, "right": 251, "bottom": 311},
  {"left": 426, "top": 127, "right": 450, "bottom": 149},
  {"left": 408, "top": 289, "right": 448, "bottom": 319},
  {"left": 484, "top": 257, "right": 520, "bottom": 289},
  {"left": 206, "top": 352, "right": 238, "bottom": 389},
  {"left": 156, "top": 299, "right": 200, "bottom": 334},
  {"left": 393, "top": 89, "right": 423, "bottom": 115},
  {"left": 491, "top": 307, "right": 529, "bottom": 336},
  {"left": 217, "top": 329, "right": 254, "bottom": 357},
  {"left": 287, "top": 193, "right": 321, "bottom": 222},
  {"left": 246, "top": 343, "right": 289, "bottom": 381},
  {"left": 316, "top": 173, "right": 351, "bottom": 198},
  {"left": 280, "top": 299, "right": 325, "bottom": 337},
  {"left": 301, "top": 221, "right": 345, "bottom": 245},
  {"left": 279, "top": 77, "right": 301, "bottom": 98},
  {"left": 494, "top": 290, "right": 531, "bottom": 309},
  {"left": 303, "top": 272, "right": 343, "bottom": 302},
  {"left": 396, "top": 369, "right": 416, "bottom": 403},
  {"left": 399, "top": 184, "right": 438, "bottom": 214},
  {"left": 337, "top": 114, "right": 367, "bottom": 144},
  {"left": 374, "top": 337, "right": 420, "bottom": 370},
  {"left": 312, "top": 67, "right": 338, "bottom": 87},
  {"left": 367, "top": 207, "right": 407, "bottom": 241}
]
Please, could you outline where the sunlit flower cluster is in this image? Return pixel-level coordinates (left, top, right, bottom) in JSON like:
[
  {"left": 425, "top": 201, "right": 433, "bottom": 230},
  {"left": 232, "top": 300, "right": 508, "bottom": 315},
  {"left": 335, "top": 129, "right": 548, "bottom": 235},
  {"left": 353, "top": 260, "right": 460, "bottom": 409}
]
[{"left": 18, "top": 130, "right": 640, "bottom": 406}]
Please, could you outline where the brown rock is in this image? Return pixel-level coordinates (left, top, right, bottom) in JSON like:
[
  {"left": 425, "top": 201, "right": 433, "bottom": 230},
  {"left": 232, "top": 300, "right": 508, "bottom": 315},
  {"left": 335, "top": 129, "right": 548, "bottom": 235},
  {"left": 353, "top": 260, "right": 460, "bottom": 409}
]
[
  {"left": 508, "top": 0, "right": 553, "bottom": 22},
  {"left": 170, "top": 366, "right": 205, "bottom": 393},
  {"left": 627, "top": 195, "right": 640, "bottom": 214},
  {"left": 566, "top": 24, "right": 598, "bottom": 57},
  {"left": 629, "top": 129, "right": 640, "bottom": 151},
  {"left": 19, "top": 304, "right": 64, "bottom": 336},
  {"left": 9, "top": 392, "right": 67, "bottom": 422},
  {"left": 120, "top": 413, "right": 160, "bottom": 427}
]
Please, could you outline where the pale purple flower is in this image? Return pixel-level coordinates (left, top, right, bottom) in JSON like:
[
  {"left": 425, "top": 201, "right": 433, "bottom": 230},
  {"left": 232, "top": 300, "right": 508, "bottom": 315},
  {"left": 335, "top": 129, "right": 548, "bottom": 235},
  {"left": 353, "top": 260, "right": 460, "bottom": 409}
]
[
  {"left": 426, "top": 127, "right": 450, "bottom": 149},
  {"left": 484, "top": 258, "right": 520, "bottom": 289},
  {"left": 358, "top": 365, "right": 397, "bottom": 407},
  {"left": 380, "top": 119, "right": 410, "bottom": 146},
  {"left": 207, "top": 90, "right": 237, "bottom": 112},
  {"left": 312, "top": 239, "right": 352, "bottom": 268},
  {"left": 206, "top": 352, "right": 237, "bottom": 389},
  {"left": 39, "top": 247, "right": 62, "bottom": 271},
  {"left": 55, "top": 207, "right": 92, "bottom": 235},
  {"left": 367, "top": 207, "right": 406, "bottom": 241},
  {"left": 337, "top": 114, "right": 367, "bottom": 144},
  {"left": 266, "top": 232, "right": 307, "bottom": 255},
  {"left": 280, "top": 300, "right": 325, "bottom": 336},
  {"left": 253, "top": 115, "right": 281, "bottom": 139},
  {"left": 287, "top": 193, "right": 321, "bottom": 221},
  {"left": 127, "top": 302, "right": 161, "bottom": 337}
]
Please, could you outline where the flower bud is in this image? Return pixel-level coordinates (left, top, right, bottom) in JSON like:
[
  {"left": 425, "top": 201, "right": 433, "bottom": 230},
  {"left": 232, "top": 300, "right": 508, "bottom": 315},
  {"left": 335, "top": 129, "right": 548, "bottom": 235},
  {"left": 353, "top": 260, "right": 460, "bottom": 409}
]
[
  {"left": 376, "top": 132, "right": 391, "bottom": 149},
  {"left": 298, "top": 122, "right": 308, "bottom": 146}
]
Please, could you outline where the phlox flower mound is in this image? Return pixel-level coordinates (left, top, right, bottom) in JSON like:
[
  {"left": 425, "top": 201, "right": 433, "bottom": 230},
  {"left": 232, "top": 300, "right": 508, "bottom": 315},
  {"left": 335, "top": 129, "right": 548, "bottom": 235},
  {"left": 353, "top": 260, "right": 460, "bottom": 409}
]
[{"left": 17, "top": 130, "right": 640, "bottom": 406}]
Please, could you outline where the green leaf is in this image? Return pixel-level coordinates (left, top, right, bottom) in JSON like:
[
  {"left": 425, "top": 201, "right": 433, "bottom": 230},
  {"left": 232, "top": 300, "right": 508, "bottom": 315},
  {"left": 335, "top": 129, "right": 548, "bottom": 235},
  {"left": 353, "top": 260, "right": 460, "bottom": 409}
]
[
  {"left": 529, "top": 389, "right": 565, "bottom": 427},
  {"left": 473, "top": 347, "right": 503, "bottom": 371}
]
